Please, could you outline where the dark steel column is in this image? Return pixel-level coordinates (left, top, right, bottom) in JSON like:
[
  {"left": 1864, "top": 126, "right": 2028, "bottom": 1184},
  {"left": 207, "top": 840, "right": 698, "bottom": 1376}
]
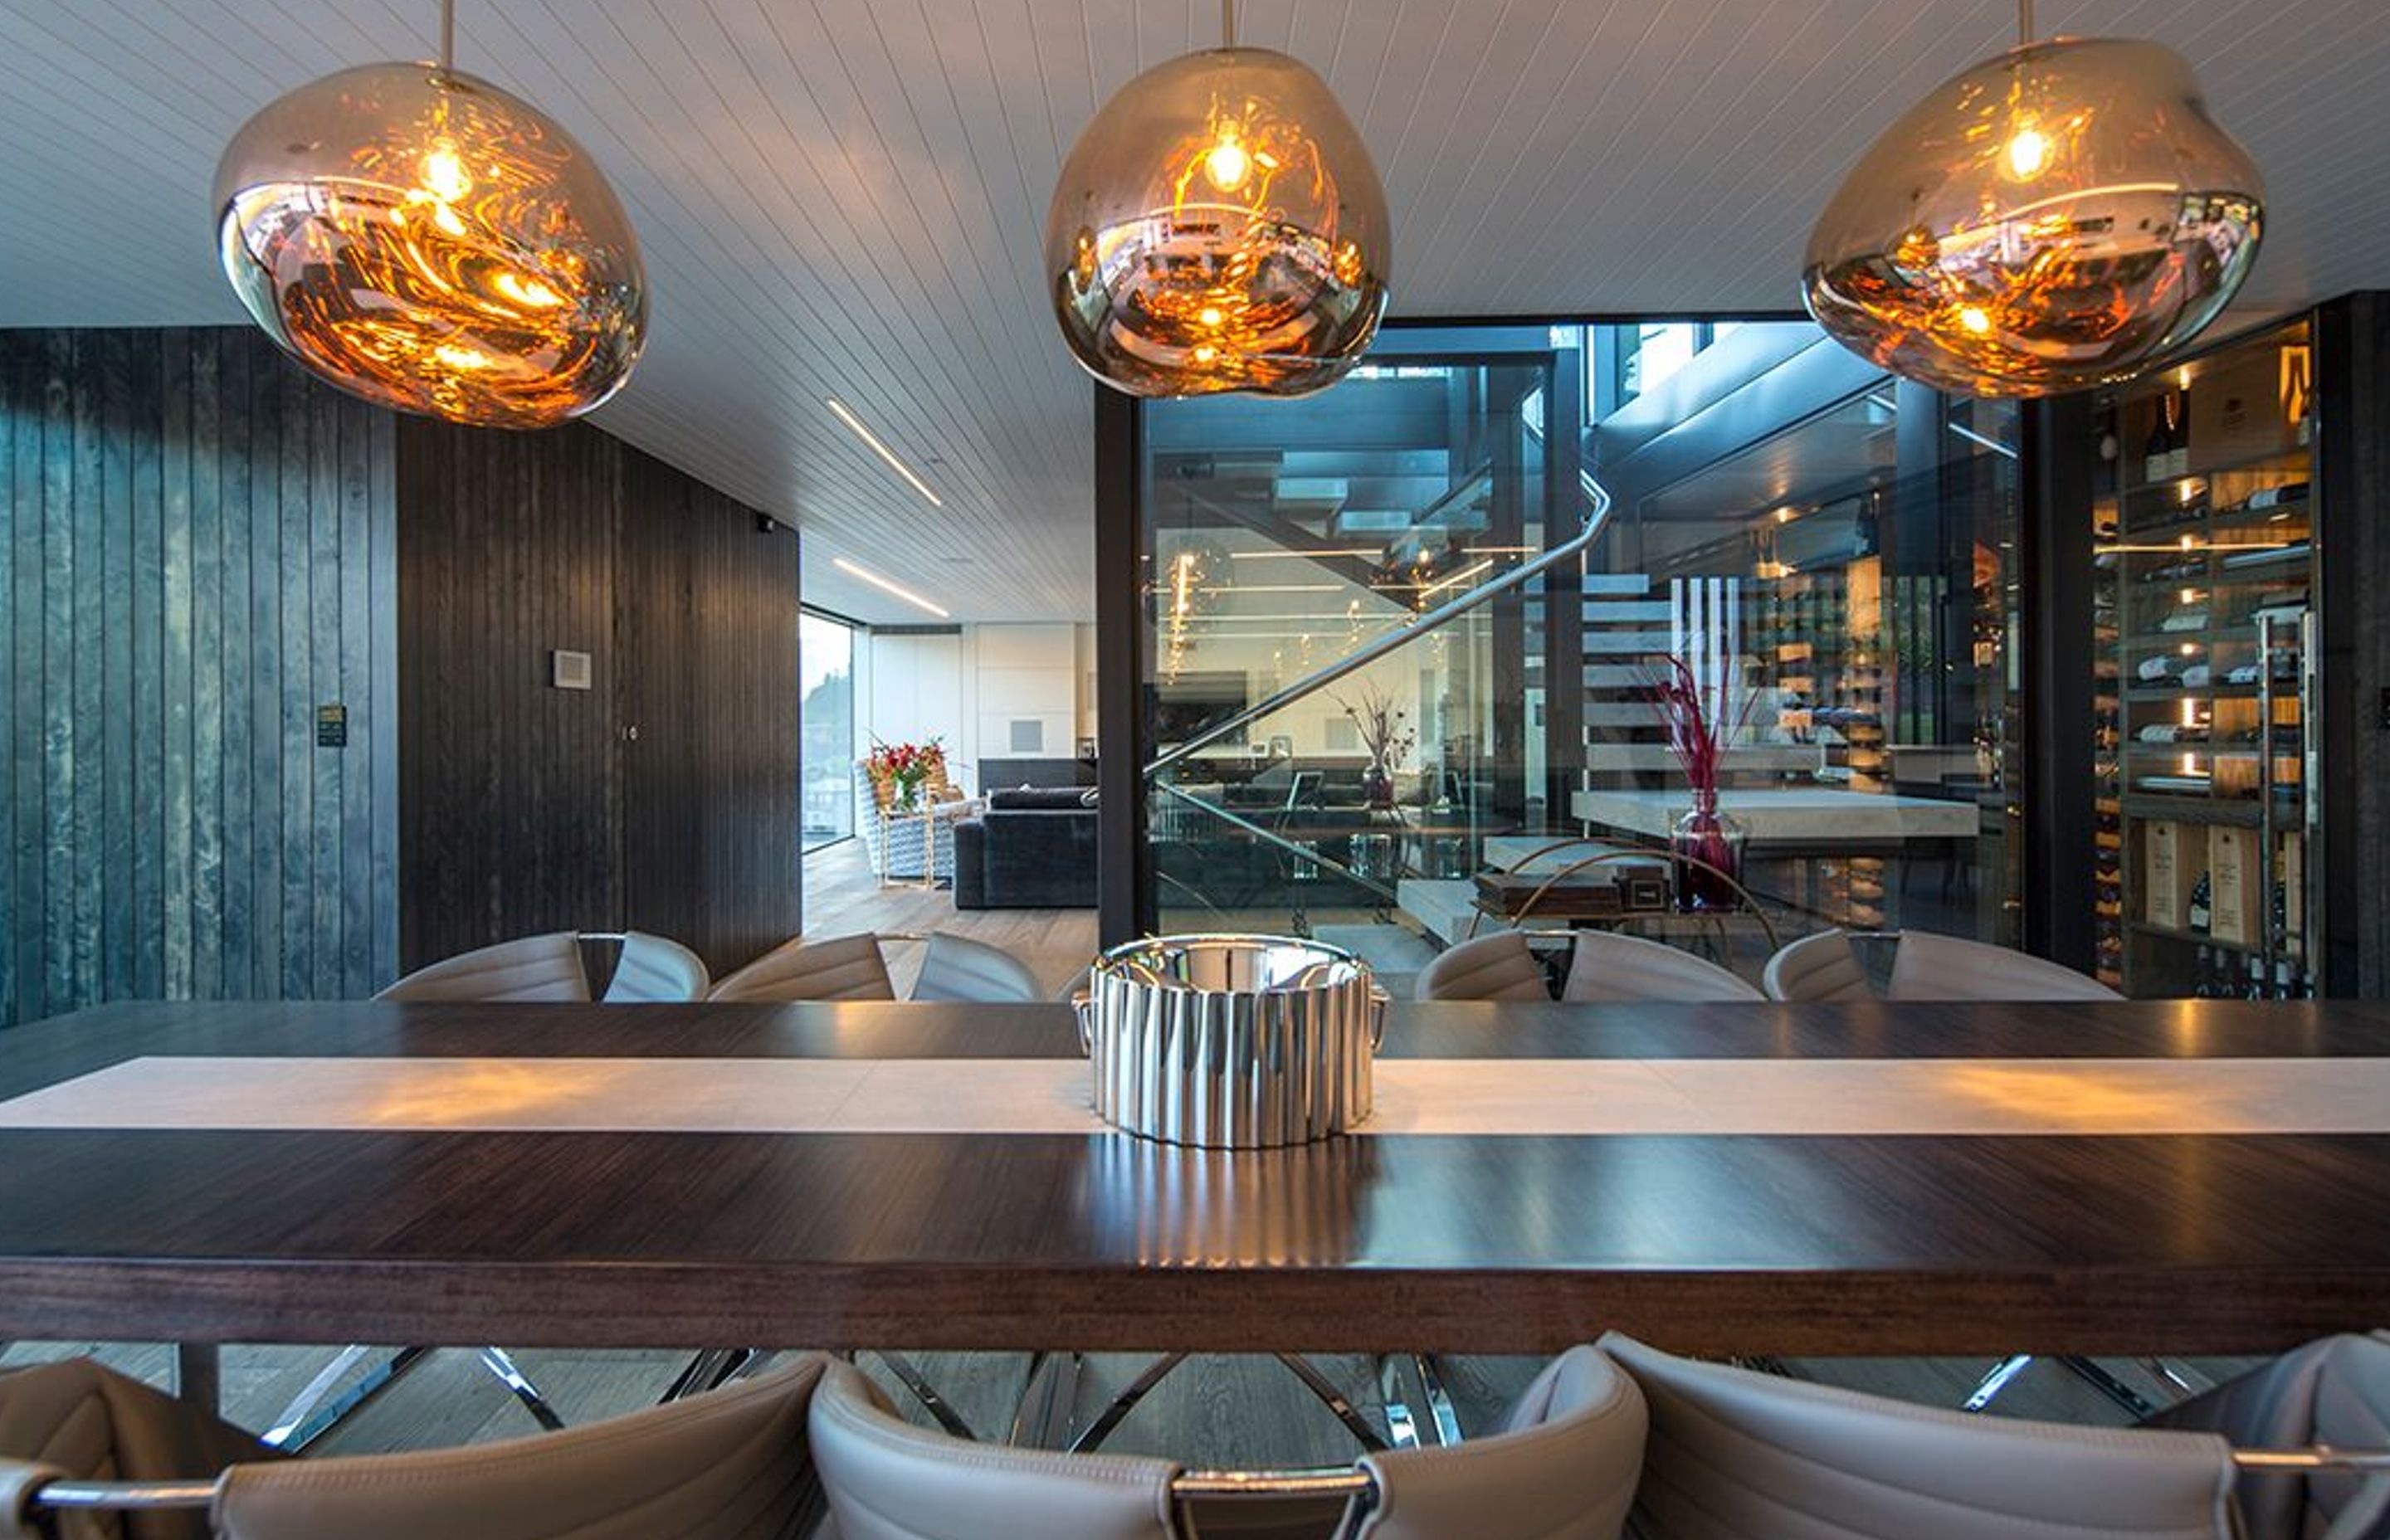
[
  {"left": 1094, "top": 384, "right": 1153, "bottom": 945},
  {"left": 2312, "top": 294, "right": 2386, "bottom": 997},
  {"left": 2017, "top": 392, "right": 2096, "bottom": 967}
]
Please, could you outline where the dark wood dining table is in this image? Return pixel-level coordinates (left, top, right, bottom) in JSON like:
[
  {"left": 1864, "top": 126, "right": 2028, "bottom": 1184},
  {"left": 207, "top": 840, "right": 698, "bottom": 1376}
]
[{"left": 0, "top": 996, "right": 2385, "bottom": 1358}]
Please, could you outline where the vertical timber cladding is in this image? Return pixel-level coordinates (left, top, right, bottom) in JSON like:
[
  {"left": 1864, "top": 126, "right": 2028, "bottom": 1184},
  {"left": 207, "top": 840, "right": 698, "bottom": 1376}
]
[
  {"left": 395, "top": 420, "right": 801, "bottom": 978},
  {"left": 0, "top": 328, "right": 398, "bottom": 1029}
]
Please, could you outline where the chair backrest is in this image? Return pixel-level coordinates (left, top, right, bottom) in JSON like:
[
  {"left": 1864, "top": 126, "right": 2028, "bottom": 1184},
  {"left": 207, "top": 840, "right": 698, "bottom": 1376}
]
[
  {"left": 809, "top": 1359, "right": 1179, "bottom": 1540},
  {"left": 0, "top": 1357, "right": 271, "bottom": 1540},
  {"left": 375, "top": 933, "right": 592, "bottom": 1003},
  {"left": 1354, "top": 1345, "right": 1646, "bottom": 1540},
  {"left": 2146, "top": 1331, "right": 2390, "bottom": 1540},
  {"left": 1415, "top": 931, "right": 1551, "bottom": 1001},
  {"left": 709, "top": 933, "right": 896, "bottom": 1003},
  {"left": 1561, "top": 932, "right": 1763, "bottom": 1003},
  {"left": 1760, "top": 929, "right": 1872, "bottom": 1002},
  {"left": 1599, "top": 1332, "right": 2239, "bottom": 1540},
  {"left": 603, "top": 932, "right": 711, "bottom": 1003},
  {"left": 910, "top": 933, "right": 1042, "bottom": 1003},
  {"left": 212, "top": 1356, "right": 825, "bottom": 1540},
  {"left": 2, "top": 1357, "right": 826, "bottom": 1540},
  {"left": 1885, "top": 929, "right": 2124, "bottom": 1001}
]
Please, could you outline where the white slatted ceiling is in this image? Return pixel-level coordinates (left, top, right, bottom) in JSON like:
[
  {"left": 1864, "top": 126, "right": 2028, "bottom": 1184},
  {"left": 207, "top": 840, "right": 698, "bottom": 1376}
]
[{"left": 1, "top": 0, "right": 2384, "bottom": 621}]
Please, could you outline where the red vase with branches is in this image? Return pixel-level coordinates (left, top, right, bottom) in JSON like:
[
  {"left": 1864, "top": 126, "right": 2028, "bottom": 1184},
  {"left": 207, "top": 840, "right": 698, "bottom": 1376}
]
[{"left": 1646, "top": 656, "right": 1752, "bottom": 912}]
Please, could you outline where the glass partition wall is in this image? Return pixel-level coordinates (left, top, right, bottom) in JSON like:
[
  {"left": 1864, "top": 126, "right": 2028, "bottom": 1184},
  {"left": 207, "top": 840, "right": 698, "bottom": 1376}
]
[
  {"left": 1594, "top": 387, "right": 2026, "bottom": 950},
  {"left": 1124, "top": 321, "right": 2018, "bottom": 991},
  {"left": 1139, "top": 339, "right": 1575, "bottom": 972}
]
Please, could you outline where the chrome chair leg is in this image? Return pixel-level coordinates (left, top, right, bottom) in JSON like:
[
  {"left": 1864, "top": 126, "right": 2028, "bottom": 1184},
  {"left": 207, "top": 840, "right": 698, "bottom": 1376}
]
[
  {"left": 1007, "top": 1352, "right": 1082, "bottom": 1449},
  {"left": 476, "top": 1346, "right": 565, "bottom": 1431},
  {"left": 262, "top": 1345, "right": 430, "bottom": 1451},
  {"left": 872, "top": 1351, "right": 978, "bottom": 1441},
  {"left": 2061, "top": 1355, "right": 2158, "bottom": 1419},
  {"left": 1275, "top": 1354, "right": 1388, "bottom": 1453},
  {"left": 1376, "top": 1357, "right": 1420, "bottom": 1450},
  {"left": 1067, "top": 1353, "right": 1188, "bottom": 1454},
  {"left": 1412, "top": 1352, "right": 1461, "bottom": 1446},
  {"left": 1963, "top": 1353, "right": 2036, "bottom": 1412},
  {"left": 658, "top": 1348, "right": 759, "bottom": 1404},
  {"left": 2141, "top": 1355, "right": 2202, "bottom": 1400}
]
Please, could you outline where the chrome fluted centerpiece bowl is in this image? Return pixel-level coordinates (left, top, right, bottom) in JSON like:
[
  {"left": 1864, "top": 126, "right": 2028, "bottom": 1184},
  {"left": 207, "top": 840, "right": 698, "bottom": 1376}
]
[{"left": 1075, "top": 933, "right": 1387, "bottom": 1149}]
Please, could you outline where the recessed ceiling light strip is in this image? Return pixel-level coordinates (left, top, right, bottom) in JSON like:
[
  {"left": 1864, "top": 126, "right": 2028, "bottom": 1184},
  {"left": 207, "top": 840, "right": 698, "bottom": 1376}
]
[
  {"left": 832, "top": 556, "right": 950, "bottom": 619},
  {"left": 826, "top": 398, "right": 944, "bottom": 507}
]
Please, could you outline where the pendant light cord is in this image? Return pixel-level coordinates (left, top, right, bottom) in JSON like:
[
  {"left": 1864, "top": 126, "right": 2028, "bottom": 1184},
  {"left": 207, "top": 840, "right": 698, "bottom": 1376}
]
[
  {"left": 1222, "top": 0, "right": 1236, "bottom": 47},
  {"left": 439, "top": 0, "right": 456, "bottom": 71},
  {"left": 2017, "top": 0, "right": 2032, "bottom": 47}
]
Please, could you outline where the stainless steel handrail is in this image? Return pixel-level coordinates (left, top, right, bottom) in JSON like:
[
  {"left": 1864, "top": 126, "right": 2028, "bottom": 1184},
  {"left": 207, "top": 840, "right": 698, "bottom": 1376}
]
[
  {"left": 1144, "top": 471, "right": 1612, "bottom": 781},
  {"left": 1154, "top": 781, "right": 1402, "bottom": 906}
]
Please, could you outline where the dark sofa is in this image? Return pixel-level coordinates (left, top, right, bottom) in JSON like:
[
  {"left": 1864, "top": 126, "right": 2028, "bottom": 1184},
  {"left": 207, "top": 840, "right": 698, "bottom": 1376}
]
[{"left": 951, "top": 787, "right": 1098, "bottom": 909}]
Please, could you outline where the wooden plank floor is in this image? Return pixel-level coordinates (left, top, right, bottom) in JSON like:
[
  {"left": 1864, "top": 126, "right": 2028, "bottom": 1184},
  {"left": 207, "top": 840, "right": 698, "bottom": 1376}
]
[{"left": 800, "top": 837, "right": 1098, "bottom": 997}]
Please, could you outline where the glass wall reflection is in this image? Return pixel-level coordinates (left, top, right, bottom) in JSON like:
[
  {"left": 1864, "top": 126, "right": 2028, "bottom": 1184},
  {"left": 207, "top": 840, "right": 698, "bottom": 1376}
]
[{"left": 1132, "top": 320, "right": 2027, "bottom": 994}]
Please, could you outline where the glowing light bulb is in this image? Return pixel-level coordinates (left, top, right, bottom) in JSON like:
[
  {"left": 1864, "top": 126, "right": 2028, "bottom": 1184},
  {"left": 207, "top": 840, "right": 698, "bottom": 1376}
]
[
  {"left": 433, "top": 342, "right": 495, "bottom": 371},
  {"left": 1203, "top": 135, "right": 1251, "bottom": 192},
  {"left": 1198, "top": 305, "right": 1224, "bottom": 328},
  {"left": 2004, "top": 125, "right": 2051, "bottom": 180},
  {"left": 422, "top": 144, "right": 471, "bottom": 202},
  {"left": 1959, "top": 306, "right": 1992, "bottom": 334},
  {"left": 493, "top": 271, "right": 563, "bottom": 309}
]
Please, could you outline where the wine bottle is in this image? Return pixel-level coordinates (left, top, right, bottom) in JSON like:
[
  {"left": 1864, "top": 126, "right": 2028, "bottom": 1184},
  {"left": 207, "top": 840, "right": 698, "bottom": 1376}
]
[
  {"left": 2167, "top": 388, "right": 2192, "bottom": 478},
  {"left": 2188, "top": 870, "right": 2212, "bottom": 933},
  {"left": 2142, "top": 398, "right": 2172, "bottom": 483},
  {"left": 2192, "top": 943, "right": 2213, "bottom": 997}
]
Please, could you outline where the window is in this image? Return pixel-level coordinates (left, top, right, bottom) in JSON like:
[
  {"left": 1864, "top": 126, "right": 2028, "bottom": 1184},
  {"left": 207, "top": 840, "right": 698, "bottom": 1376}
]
[{"left": 800, "top": 611, "right": 856, "bottom": 852}]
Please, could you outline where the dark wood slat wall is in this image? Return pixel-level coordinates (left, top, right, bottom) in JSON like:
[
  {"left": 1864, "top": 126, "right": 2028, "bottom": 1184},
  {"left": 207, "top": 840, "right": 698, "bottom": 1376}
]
[
  {"left": 617, "top": 450, "right": 802, "bottom": 973},
  {"left": 0, "top": 329, "right": 398, "bottom": 1029},
  {"left": 395, "top": 417, "right": 623, "bottom": 971},
  {"left": 395, "top": 422, "right": 802, "bottom": 977}
]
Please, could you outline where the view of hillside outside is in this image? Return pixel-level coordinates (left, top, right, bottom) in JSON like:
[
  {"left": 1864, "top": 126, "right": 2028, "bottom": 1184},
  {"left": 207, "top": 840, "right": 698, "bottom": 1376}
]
[{"left": 801, "top": 610, "right": 856, "bottom": 851}]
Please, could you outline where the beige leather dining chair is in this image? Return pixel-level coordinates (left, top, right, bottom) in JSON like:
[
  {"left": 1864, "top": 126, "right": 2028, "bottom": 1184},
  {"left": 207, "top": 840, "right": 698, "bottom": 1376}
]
[
  {"left": 1602, "top": 1331, "right": 2245, "bottom": 1540},
  {"left": 808, "top": 1348, "right": 1647, "bottom": 1540},
  {"left": 709, "top": 933, "right": 898, "bottom": 1002},
  {"left": 603, "top": 931, "right": 711, "bottom": 1002},
  {"left": 1764, "top": 928, "right": 2125, "bottom": 1003},
  {"left": 910, "top": 932, "right": 1043, "bottom": 1004},
  {"left": 376, "top": 932, "right": 593, "bottom": 1002},
  {"left": 1758, "top": 928, "right": 1873, "bottom": 1002},
  {"left": 1, "top": 1354, "right": 827, "bottom": 1540},
  {"left": 2146, "top": 1331, "right": 2390, "bottom": 1540},
  {"left": 1561, "top": 931, "right": 1763, "bottom": 1002},
  {"left": 1415, "top": 930, "right": 1551, "bottom": 1001},
  {"left": 1884, "top": 928, "right": 2125, "bottom": 1001}
]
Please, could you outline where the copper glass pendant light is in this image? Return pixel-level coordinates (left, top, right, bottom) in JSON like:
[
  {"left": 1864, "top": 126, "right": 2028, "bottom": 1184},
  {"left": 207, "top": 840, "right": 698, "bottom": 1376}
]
[
  {"left": 214, "top": 0, "right": 646, "bottom": 427},
  {"left": 1803, "top": 0, "right": 2263, "bottom": 397},
  {"left": 1045, "top": 0, "right": 1390, "bottom": 398}
]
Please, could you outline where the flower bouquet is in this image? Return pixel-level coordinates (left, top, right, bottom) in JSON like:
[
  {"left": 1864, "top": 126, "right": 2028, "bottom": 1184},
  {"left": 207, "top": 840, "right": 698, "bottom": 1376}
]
[{"left": 867, "top": 738, "right": 944, "bottom": 812}]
